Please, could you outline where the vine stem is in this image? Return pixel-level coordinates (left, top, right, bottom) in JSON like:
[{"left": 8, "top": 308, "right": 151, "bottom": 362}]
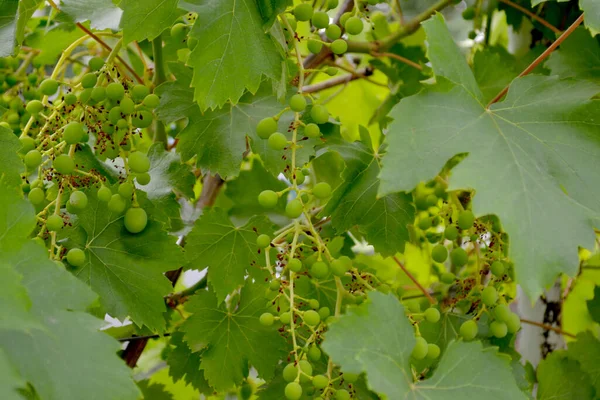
[
  {"left": 486, "top": 13, "right": 584, "bottom": 108},
  {"left": 302, "top": 68, "right": 371, "bottom": 93},
  {"left": 498, "top": 0, "right": 561, "bottom": 34},
  {"left": 392, "top": 256, "right": 436, "bottom": 304},
  {"left": 520, "top": 318, "right": 576, "bottom": 338},
  {"left": 370, "top": 52, "right": 423, "bottom": 70}
]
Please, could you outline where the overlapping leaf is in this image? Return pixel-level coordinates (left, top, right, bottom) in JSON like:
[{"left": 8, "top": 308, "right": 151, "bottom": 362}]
[
  {"left": 567, "top": 332, "right": 600, "bottom": 393},
  {"left": 546, "top": 27, "right": 600, "bottom": 83},
  {"left": 0, "top": 124, "right": 23, "bottom": 188},
  {"left": 0, "top": 0, "right": 42, "bottom": 56},
  {"left": 59, "top": 0, "right": 123, "bottom": 30},
  {"left": 167, "top": 333, "right": 212, "bottom": 393},
  {"left": 537, "top": 351, "right": 594, "bottom": 400},
  {"left": 379, "top": 14, "right": 600, "bottom": 300},
  {"left": 120, "top": 0, "right": 183, "bottom": 44}
]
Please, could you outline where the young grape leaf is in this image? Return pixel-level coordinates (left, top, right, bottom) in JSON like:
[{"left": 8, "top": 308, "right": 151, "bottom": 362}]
[
  {"left": 179, "top": 0, "right": 283, "bottom": 110},
  {"left": 321, "top": 131, "right": 414, "bottom": 256},
  {"left": 0, "top": 0, "right": 42, "bottom": 56},
  {"left": 181, "top": 282, "right": 287, "bottom": 391},
  {"left": 586, "top": 286, "right": 600, "bottom": 323},
  {"left": 379, "top": 14, "right": 600, "bottom": 300},
  {"left": 537, "top": 351, "right": 594, "bottom": 400},
  {"left": 27, "top": 26, "right": 84, "bottom": 65},
  {"left": 580, "top": 0, "right": 600, "bottom": 34},
  {"left": 546, "top": 27, "right": 600, "bottom": 83},
  {"left": 167, "top": 333, "right": 212, "bottom": 394},
  {"left": 61, "top": 188, "right": 183, "bottom": 332},
  {"left": 322, "top": 292, "right": 527, "bottom": 399},
  {"left": 184, "top": 208, "right": 272, "bottom": 302},
  {"left": 119, "top": 0, "right": 183, "bottom": 44},
  {"left": 256, "top": 0, "right": 293, "bottom": 29},
  {"left": 138, "top": 380, "right": 174, "bottom": 400},
  {"left": 59, "top": 0, "right": 123, "bottom": 30},
  {"left": 567, "top": 332, "right": 600, "bottom": 393}
]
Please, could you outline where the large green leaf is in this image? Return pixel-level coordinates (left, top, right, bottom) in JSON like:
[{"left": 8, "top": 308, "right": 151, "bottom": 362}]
[
  {"left": 0, "top": 128, "right": 23, "bottom": 188},
  {"left": 59, "top": 0, "right": 123, "bottom": 30},
  {"left": 27, "top": 26, "right": 84, "bottom": 65},
  {"left": 120, "top": 0, "right": 183, "bottom": 44},
  {"left": 580, "top": 0, "right": 600, "bottom": 35},
  {"left": 537, "top": 351, "right": 594, "bottom": 400},
  {"left": 256, "top": 0, "right": 292, "bottom": 29},
  {"left": 179, "top": 0, "right": 283, "bottom": 110},
  {"left": 184, "top": 208, "right": 272, "bottom": 302},
  {"left": 586, "top": 286, "right": 600, "bottom": 323},
  {"left": 155, "top": 63, "right": 198, "bottom": 124},
  {"left": 546, "top": 27, "right": 600, "bottom": 83},
  {"left": 181, "top": 282, "right": 287, "bottom": 391},
  {"left": 167, "top": 333, "right": 212, "bottom": 394},
  {"left": 379, "top": 14, "right": 600, "bottom": 300},
  {"left": 0, "top": 349, "right": 25, "bottom": 400},
  {"left": 0, "top": 0, "right": 18, "bottom": 57},
  {"left": 322, "top": 292, "right": 527, "bottom": 399},
  {"left": 567, "top": 332, "right": 600, "bottom": 393}
]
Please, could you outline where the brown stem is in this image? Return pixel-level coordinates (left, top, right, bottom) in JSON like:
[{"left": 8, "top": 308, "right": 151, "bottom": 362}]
[
  {"left": 392, "top": 256, "right": 436, "bottom": 304},
  {"left": 118, "top": 333, "right": 171, "bottom": 342},
  {"left": 520, "top": 318, "right": 576, "bottom": 338},
  {"left": 486, "top": 13, "right": 584, "bottom": 108},
  {"left": 302, "top": 67, "right": 373, "bottom": 93},
  {"left": 370, "top": 51, "right": 423, "bottom": 70},
  {"left": 498, "top": 0, "right": 561, "bottom": 34}
]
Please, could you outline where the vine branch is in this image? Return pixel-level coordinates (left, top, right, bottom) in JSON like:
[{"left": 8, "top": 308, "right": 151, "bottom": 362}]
[
  {"left": 520, "top": 318, "right": 576, "bottom": 338},
  {"left": 498, "top": 0, "right": 561, "bottom": 34},
  {"left": 392, "top": 256, "right": 437, "bottom": 305}
]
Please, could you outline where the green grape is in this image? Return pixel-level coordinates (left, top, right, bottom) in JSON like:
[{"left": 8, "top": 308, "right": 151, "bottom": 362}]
[
  {"left": 117, "top": 118, "right": 129, "bottom": 130},
  {"left": 325, "top": 24, "right": 342, "bottom": 40},
  {"left": 457, "top": 210, "right": 475, "bottom": 230},
  {"left": 312, "top": 11, "right": 329, "bottom": 29},
  {"left": 444, "top": 225, "right": 458, "bottom": 240},
  {"left": 450, "top": 247, "right": 468, "bottom": 267},
  {"left": 81, "top": 73, "right": 97, "bottom": 89},
  {"left": 269, "top": 279, "right": 280, "bottom": 291},
  {"left": 505, "top": 312, "right": 521, "bottom": 333},
  {"left": 282, "top": 363, "right": 297, "bottom": 382},
  {"left": 26, "top": 100, "right": 43, "bottom": 114},
  {"left": 69, "top": 191, "right": 88, "bottom": 210},
  {"left": 259, "top": 312, "right": 274, "bottom": 326},
  {"left": 327, "top": 0, "right": 339, "bottom": 9},
  {"left": 313, "top": 374, "right": 328, "bottom": 389},
  {"left": 97, "top": 186, "right": 112, "bottom": 202},
  {"left": 426, "top": 343, "right": 441, "bottom": 359},
  {"left": 106, "top": 82, "right": 125, "bottom": 101},
  {"left": 431, "top": 244, "right": 448, "bottom": 263},
  {"left": 295, "top": 172, "right": 305, "bottom": 185},
  {"left": 24, "top": 149, "right": 42, "bottom": 168},
  {"left": 170, "top": 23, "right": 189, "bottom": 42},
  {"left": 307, "top": 39, "right": 323, "bottom": 54},
  {"left": 468, "top": 30, "right": 477, "bottom": 40},
  {"left": 256, "top": 234, "right": 271, "bottom": 248},
  {"left": 298, "top": 359, "right": 313, "bottom": 383},
  {"left": 288, "top": 258, "right": 303, "bottom": 272},
  {"left": 345, "top": 16, "right": 363, "bottom": 35},
  {"left": 412, "top": 337, "right": 428, "bottom": 360},
  {"left": 293, "top": 3, "right": 313, "bottom": 21},
  {"left": 494, "top": 304, "right": 511, "bottom": 322},
  {"left": 258, "top": 190, "right": 278, "bottom": 208},
  {"left": 118, "top": 182, "right": 134, "bottom": 198},
  {"left": 343, "top": 372, "right": 358, "bottom": 383},
  {"left": 330, "top": 39, "right": 347, "bottom": 55},
  {"left": 407, "top": 299, "right": 421, "bottom": 313},
  {"left": 28, "top": 187, "right": 45, "bottom": 205},
  {"left": 326, "top": 67, "right": 338, "bottom": 76},
  {"left": 279, "top": 311, "right": 291, "bottom": 324},
  {"left": 481, "top": 286, "right": 498, "bottom": 306},
  {"left": 19, "top": 136, "right": 36, "bottom": 153},
  {"left": 124, "top": 207, "right": 148, "bottom": 233},
  {"left": 308, "top": 346, "right": 321, "bottom": 362},
  {"left": 46, "top": 214, "right": 63, "bottom": 231},
  {"left": 79, "top": 88, "right": 93, "bottom": 104},
  {"left": 66, "top": 248, "right": 86, "bottom": 267},
  {"left": 424, "top": 307, "right": 441, "bottom": 323},
  {"left": 318, "top": 306, "right": 330, "bottom": 320},
  {"left": 312, "top": 182, "right": 332, "bottom": 199},
  {"left": 330, "top": 258, "right": 349, "bottom": 277},
  {"left": 336, "top": 389, "right": 350, "bottom": 400},
  {"left": 490, "top": 261, "right": 505, "bottom": 276},
  {"left": 426, "top": 194, "right": 438, "bottom": 207},
  {"left": 462, "top": 6, "right": 476, "bottom": 20},
  {"left": 131, "top": 84, "right": 150, "bottom": 102},
  {"left": 91, "top": 86, "right": 106, "bottom": 102},
  {"left": 311, "top": 261, "right": 329, "bottom": 278},
  {"left": 289, "top": 94, "right": 307, "bottom": 112},
  {"left": 64, "top": 93, "right": 77, "bottom": 106},
  {"left": 268, "top": 132, "right": 288, "bottom": 150},
  {"left": 39, "top": 79, "right": 59, "bottom": 96},
  {"left": 88, "top": 56, "right": 104, "bottom": 72},
  {"left": 459, "top": 320, "right": 478, "bottom": 340},
  {"left": 418, "top": 216, "right": 432, "bottom": 230},
  {"left": 441, "top": 272, "right": 455, "bottom": 284},
  {"left": 284, "top": 382, "right": 302, "bottom": 400},
  {"left": 53, "top": 155, "right": 75, "bottom": 174},
  {"left": 339, "top": 12, "right": 352, "bottom": 26},
  {"left": 304, "top": 310, "right": 321, "bottom": 326},
  {"left": 256, "top": 117, "right": 278, "bottom": 139},
  {"left": 286, "top": 199, "right": 303, "bottom": 218},
  {"left": 120, "top": 97, "right": 135, "bottom": 115},
  {"left": 133, "top": 173, "right": 150, "bottom": 186},
  {"left": 108, "top": 194, "right": 126, "bottom": 213},
  {"left": 128, "top": 151, "right": 150, "bottom": 173},
  {"left": 63, "top": 122, "right": 84, "bottom": 145},
  {"left": 304, "top": 123, "right": 320, "bottom": 138},
  {"left": 240, "top": 381, "right": 253, "bottom": 400},
  {"left": 108, "top": 106, "right": 122, "bottom": 124},
  {"left": 142, "top": 94, "right": 160, "bottom": 109},
  {"left": 490, "top": 320, "right": 508, "bottom": 338},
  {"left": 311, "top": 105, "right": 329, "bottom": 124}
]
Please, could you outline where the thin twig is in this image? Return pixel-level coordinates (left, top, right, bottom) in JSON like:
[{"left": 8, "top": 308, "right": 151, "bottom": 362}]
[
  {"left": 520, "top": 318, "right": 576, "bottom": 338},
  {"left": 392, "top": 256, "right": 437, "bottom": 304},
  {"left": 498, "top": 0, "right": 561, "bottom": 34},
  {"left": 302, "top": 68, "right": 371, "bottom": 93},
  {"left": 118, "top": 333, "right": 171, "bottom": 342},
  {"left": 370, "top": 51, "right": 423, "bottom": 70},
  {"left": 486, "top": 13, "right": 584, "bottom": 108}
]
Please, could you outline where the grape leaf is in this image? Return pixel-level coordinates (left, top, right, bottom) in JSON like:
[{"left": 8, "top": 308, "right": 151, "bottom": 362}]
[
  {"left": 256, "top": 0, "right": 292, "bottom": 29},
  {"left": 321, "top": 131, "right": 414, "bottom": 257},
  {"left": 184, "top": 208, "right": 272, "bottom": 302},
  {"left": 59, "top": 0, "right": 123, "bottom": 30},
  {"left": 0, "top": 184, "right": 35, "bottom": 251},
  {"left": 138, "top": 380, "right": 174, "bottom": 400},
  {"left": 586, "top": 286, "right": 600, "bottom": 323},
  {"left": 0, "top": 124, "right": 23, "bottom": 189},
  {"left": 322, "top": 292, "right": 527, "bottom": 399},
  {"left": 473, "top": 47, "right": 522, "bottom": 103},
  {"left": 155, "top": 63, "right": 197, "bottom": 124},
  {"left": 179, "top": 0, "right": 283, "bottom": 110},
  {"left": 61, "top": 188, "right": 183, "bottom": 331},
  {"left": 0, "top": 348, "right": 25, "bottom": 400},
  {"left": 27, "top": 26, "right": 84, "bottom": 65},
  {"left": 537, "top": 351, "right": 594, "bottom": 400},
  {"left": 567, "top": 332, "right": 600, "bottom": 393},
  {"left": 0, "top": 262, "right": 38, "bottom": 332},
  {"left": 546, "top": 27, "right": 600, "bottom": 83},
  {"left": 167, "top": 333, "right": 212, "bottom": 394},
  {"left": 580, "top": 0, "right": 600, "bottom": 35},
  {"left": 147, "top": 143, "right": 194, "bottom": 200},
  {"left": 181, "top": 282, "right": 287, "bottom": 391},
  {"left": 119, "top": 0, "right": 183, "bottom": 44},
  {"left": 0, "top": 0, "right": 18, "bottom": 57},
  {"left": 379, "top": 14, "right": 600, "bottom": 300}
]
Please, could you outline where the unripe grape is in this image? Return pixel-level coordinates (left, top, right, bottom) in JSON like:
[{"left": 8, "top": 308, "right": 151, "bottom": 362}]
[
  {"left": 457, "top": 210, "right": 475, "bottom": 230},
  {"left": 286, "top": 199, "right": 303, "bottom": 218},
  {"left": 143, "top": 94, "right": 160, "bottom": 109},
  {"left": 288, "top": 258, "right": 303, "bottom": 272},
  {"left": 312, "top": 11, "right": 329, "bottom": 29},
  {"left": 412, "top": 337, "right": 428, "bottom": 360},
  {"left": 431, "top": 244, "right": 448, "bottom": 263},
  {"left": 293, "top": 3, "right": 313, "bottom": 21},
  {"left": 505, "top": 312, "right": 521, "bottom": 333},
  {"left": 407, "top": 299, "right": 421, "bottom": 313},
  {"left": 46, "top": 214, "right": 63, "bottom": 231},
  {"left": 311, "top": 261, "right": 329, "bottom": 278},
  {"left": 427, "top": 343, "right": 441, "bottom": 359},
  {"left": 39, "top": 79, "right": 59, "bottom": 96},
  {"left": 79, "top": 88, "right": 93, "bottom": 104},
  {"left": 108, "top": 194, "right": 126, "bottom": 213},
  {"left": 336, "top": 389, "right": 350, "bottom": 400},
  {"left": 53, "top": 155, "right": 75, "bottom": 174},
  {"left": 318, "top": 307, "right": 330, "bottom": 319},
  {"left": 308, "top": 346, "right": 321, "bottom": 362},
  {"left": 91, "top": 86, "right": 106, "bottom": 102},
  {"left": 313, "top": 374, "right": 328, "bottom": 389},
  {"left": 128, "top": 151, "right": 150, "bottom": 173},
  {"left": 28, "top": 187, "right": 45, "bottom": 205},
  {"left": 304, "top": 123, "right": 320, "bottom": 138},
  {"left": 283, "top": 363, "right": 297, "bottom": 382},
  {"left": 88, "top": 56, "right": 104, "bottom": 72},
  {"left": 330, "top": 258, "right": 349, "bottom": 277},
  {"left": 418, "top": 216, "right": 432, "bottom": 230},
  {"left": 426, "top": 194, "right": 438, "bottom": 207},
  {"left": 279, "top": 311, "right": 291, "bottom": 324},
  {"left": 343, "top": 372, "right": 358, "bottom": 383},
  {"left": 298, "top": 359, "right": 313, "bottom": 383},
  {"left": 268, "top": 132, "right": 288, "bottom": 150},
  {"left": 345, "top": 16, "right": 363, "bottom": 35},
  {"left": 313, "top": 182, "right": 332, "bottom": 199},
  {"left": 69, "top": 191, "right": 88, "bottom": 210},
  {"left": 450, "top": 247, "right": 468, "bottom": 267},
  {"left": 269, "top": 279, "right": 280, "bottom": 291},
  {"left": 330, "top": 39, "right": 347, "bottom": 55},
  {"left": 19, "top": 136, "right": 35, "bottom": 153},
  {"left": 24, "top": 149, "right": 42, "bottom": 168},
  {"left": 131, "top": 84, "right": 150, "bottom": 102},
  {"left": 490, "top": 320, "right": 507, "bottom": 338},
  {"left": 494, "top": 304, "right": 511, "bottom": 322},
  {"left": 462, "top": 6, "right": 475, "bottom": 20},
  {"left": 468, "top": 30, "right": 477, "bottom": 40},
  {"left": 289, "top": 94, "right": 307, "bottom": 112},
  {"left": 460, "top": 320, "right": 478, "bottom": 340},
  {"left": 81, "top": 73, "right": 97, "bottom": 89},
  {"left": 327, "top": 0, "right": 339, "bottom": 9},
  {"left": 63, "top": 122, "right": 85, "bottom": 145},
  {"left": 424, "top": 307, "right": 441, "bottom": 323},
  {"left": 64, "top": 93, "right": 77, "bottom": 106},
  {"left": 444, "top": 225, "right": 458, "bottom": 240},
  {"left": 106, "top": 82, "right": 125, "bottom": 101},
  {"left": 490, "top": 261, "right": 505, "bottom": 276},
  {"left": 310, "top": 105, "right": 329, "bottom": 124},
  {"left": 170, "top": 23, "right": 189, "bottom": 42},
  {"left": 98, "top": 186, "right": 112, "bottom": 202},
  {"left": 136, "top": 172, "right": 151, "bottom": 185},
  {"left": 284, "top": 382, "right": 302, "bottom": 400},
  {"left": 339, "top": 12, "right": 352, "bottom": 26},
  {"left": 326, "top": 67, "right": 338, "bottom": 76},
  {"left": 259, "top": 312, "right": 274, "bottom": 326},
  {"left": 256, "top": 117, "right": 278, "bottom": 139},
  {"left": 481, "top": 286, "right": 498, "bottom": 306},
  {"left": 256, "top": 234, "right": 271, "bottom": 248},
  {"left": 26, "top": 100, "right": 43, "bottom": 114},
  {"left": 307, "top": 39, "right": 323, "bottom": 54},
  {"left": 304, "top": 310, "right": 321, "bottom": 326},
  {"left": 325, "top": 24, "right": 342, "bottom": 40},
  {"left": 258, "top": 190, "right": 278, "bottom": 208},
  {"left": 124, "top": 207, "right": 148, "bottom": 233},
  {"left": 120, "top": 97, "right": 135, "bottom": 114},
  {"left": 66, "top": 248, "right": 86, "bottom": 267},
  {"left": 118, "top": 182, "right": 134, "bottom": 198}
]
